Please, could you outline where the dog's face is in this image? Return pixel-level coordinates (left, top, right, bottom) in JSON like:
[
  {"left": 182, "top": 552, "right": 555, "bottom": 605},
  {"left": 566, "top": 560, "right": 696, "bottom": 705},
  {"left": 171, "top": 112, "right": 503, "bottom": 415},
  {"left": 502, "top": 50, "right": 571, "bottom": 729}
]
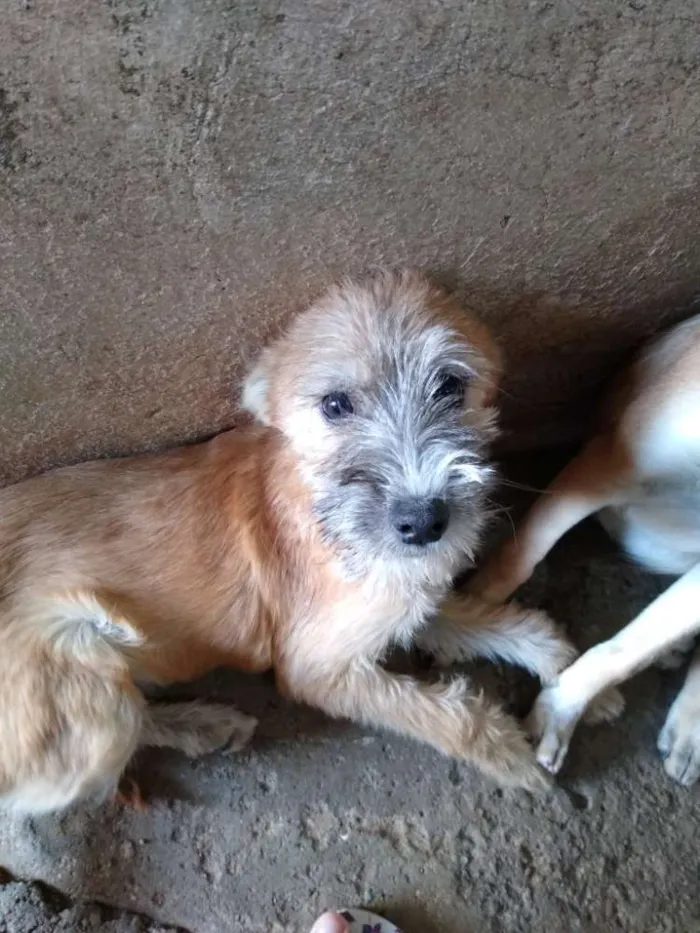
[{"left": 243, "top": 270, "right": 501, "bottom": 580}]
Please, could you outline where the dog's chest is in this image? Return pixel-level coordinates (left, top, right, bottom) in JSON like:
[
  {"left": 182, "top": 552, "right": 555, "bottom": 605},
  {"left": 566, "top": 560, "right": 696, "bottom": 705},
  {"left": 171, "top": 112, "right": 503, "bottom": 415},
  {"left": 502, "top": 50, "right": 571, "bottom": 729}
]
[{"left": 354, "top": 574, "right": 445, "bottom": 647}]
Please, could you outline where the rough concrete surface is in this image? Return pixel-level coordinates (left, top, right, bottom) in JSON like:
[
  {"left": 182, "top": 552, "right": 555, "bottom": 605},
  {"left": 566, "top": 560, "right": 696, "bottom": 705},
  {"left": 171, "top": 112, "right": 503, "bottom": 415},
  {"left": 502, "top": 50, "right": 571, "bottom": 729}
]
[
  {"left": 2, "top": 0, "right": 700, "bottom": 486},
  {"left": 0, "top": 877, "right": 181, "bottom": 933},
  {"left": 3, "top": 2, "right": 700, "bottom": 931},
  {"left": 1, "top": 455, "right": 700, "bottom": 933}
]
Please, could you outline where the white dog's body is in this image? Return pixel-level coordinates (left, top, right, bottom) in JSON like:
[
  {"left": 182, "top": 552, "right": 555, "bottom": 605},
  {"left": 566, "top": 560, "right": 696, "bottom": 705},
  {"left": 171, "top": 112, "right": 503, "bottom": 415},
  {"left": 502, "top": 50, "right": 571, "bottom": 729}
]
[{"left": 470, "top": 312, "right": 700, "bottom": 784}]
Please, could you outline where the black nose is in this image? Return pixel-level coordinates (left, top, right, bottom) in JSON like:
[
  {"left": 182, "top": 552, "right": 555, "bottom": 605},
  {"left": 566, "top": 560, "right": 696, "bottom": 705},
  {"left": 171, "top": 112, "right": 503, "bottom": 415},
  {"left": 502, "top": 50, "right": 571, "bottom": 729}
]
[{"left": 390, "top": 497, "right": 450, "bottom": 546}]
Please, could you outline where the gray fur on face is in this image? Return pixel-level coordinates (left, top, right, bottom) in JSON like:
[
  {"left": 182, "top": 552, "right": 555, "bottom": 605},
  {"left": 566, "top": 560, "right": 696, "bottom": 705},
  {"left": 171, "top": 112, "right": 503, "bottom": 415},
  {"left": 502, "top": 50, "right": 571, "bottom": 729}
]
[
  {"left": 311, "top": 316, "right": 497, "bottom": 579},
  {"left": 242, "top": 269, "right": 500, "bottom": 584}
]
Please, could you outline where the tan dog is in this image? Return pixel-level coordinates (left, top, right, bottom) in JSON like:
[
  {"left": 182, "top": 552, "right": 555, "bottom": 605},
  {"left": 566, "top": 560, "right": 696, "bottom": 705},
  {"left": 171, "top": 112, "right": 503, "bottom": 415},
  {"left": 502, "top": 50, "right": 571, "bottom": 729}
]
[
  {"left": 470, "top": 313, "right": 700, "bottom": 784},
  {"left": 0, "top": 269, "right": 581, "bottom": 813}
]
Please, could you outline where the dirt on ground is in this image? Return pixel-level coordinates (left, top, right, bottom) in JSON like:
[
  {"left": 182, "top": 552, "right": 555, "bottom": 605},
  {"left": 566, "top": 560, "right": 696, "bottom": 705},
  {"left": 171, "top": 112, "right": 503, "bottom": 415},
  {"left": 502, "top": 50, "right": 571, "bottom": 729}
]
[{"left": 0, "top": 876, "right": 182, "bottom": 933}]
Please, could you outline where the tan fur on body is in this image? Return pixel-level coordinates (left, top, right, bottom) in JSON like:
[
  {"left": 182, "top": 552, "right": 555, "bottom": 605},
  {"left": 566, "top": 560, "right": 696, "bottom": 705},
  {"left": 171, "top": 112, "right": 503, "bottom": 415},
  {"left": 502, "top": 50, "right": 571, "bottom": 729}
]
[
  {"left": 1, "top": 270, "right": 576, "bottom": 813},
  {"left": 469, "top": 313, "right": 700, "bottom": 784}
]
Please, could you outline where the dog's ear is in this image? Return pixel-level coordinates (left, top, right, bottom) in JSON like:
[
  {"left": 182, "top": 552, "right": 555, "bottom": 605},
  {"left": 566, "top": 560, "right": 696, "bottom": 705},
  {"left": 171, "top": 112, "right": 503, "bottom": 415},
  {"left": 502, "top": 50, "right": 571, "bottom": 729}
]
[
  {"left": 468, "top": 321, "right": 502, "bottom": 409},
  {"left": 242, "top": 348, "right": 274, "bottom": 425},
  {"left": 442, "top": 302, "right": 502, "bottom": 409}
]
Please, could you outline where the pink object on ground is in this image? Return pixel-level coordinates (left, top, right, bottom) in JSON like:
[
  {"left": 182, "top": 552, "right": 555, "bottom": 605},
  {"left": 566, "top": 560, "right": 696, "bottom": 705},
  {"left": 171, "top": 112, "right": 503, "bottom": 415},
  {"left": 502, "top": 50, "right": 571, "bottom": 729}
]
[{"left": 310, "top": 909, "right": 401, "bottom": 933}]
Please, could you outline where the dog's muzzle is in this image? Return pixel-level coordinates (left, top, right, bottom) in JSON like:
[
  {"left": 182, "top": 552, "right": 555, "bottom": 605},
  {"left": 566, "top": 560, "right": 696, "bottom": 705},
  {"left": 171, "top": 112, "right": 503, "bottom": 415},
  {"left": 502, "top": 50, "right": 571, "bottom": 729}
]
[{"left": 389, "top": 496, "right": 450, "bottom": 547}]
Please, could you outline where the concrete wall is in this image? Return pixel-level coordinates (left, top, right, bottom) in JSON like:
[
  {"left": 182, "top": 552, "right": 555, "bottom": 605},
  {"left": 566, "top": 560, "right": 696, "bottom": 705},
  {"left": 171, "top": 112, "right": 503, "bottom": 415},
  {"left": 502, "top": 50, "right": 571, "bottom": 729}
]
[{"left": 2, "top": 0, "right": 699, "bottom": 485}]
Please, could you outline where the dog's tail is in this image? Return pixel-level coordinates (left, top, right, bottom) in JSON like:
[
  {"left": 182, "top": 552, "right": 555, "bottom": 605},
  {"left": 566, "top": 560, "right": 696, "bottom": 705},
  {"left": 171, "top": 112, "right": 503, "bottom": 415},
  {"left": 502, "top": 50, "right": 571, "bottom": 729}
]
[{"left": 23, "top": 589, "right": 145, "bottom": 670}]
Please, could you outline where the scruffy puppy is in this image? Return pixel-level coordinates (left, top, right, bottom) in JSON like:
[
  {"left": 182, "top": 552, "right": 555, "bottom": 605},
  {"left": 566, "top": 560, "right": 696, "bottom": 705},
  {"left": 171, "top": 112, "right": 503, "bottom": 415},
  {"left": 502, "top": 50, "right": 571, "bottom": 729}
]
[
  {"left": 0, "top": 269, "right": 578, "bottom": 813},
  {"left": 469, "top": 312, "right": 700, "bottom": 784}
]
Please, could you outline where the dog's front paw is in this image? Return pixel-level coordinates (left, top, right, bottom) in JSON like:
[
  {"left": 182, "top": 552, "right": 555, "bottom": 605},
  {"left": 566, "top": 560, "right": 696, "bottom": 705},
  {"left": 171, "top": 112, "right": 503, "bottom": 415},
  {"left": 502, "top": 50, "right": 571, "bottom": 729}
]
[
  {"left": 526, "top": 685, "right": 584, "bottom": 775},
  {"left": 582, "top": 686, "right": 625, "bottom": 725},
  {"left": 488, "top": 726, "right": 553, "bottom": 792},
  {"left": 461, "top": 693, "right": 552, "bottom": 792},
  {"left": 658, "top": 700, "right": 700, "bottom": 786}
]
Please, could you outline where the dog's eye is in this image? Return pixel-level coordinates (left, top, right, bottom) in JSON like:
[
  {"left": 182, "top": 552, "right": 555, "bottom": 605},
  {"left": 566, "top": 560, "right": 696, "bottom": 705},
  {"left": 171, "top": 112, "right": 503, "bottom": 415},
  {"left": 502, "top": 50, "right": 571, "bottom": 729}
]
[
  {"left": 434, "top": 372, "right": 465, "bottom": 404},
  {"left": 321, "top": 391, "right": 354, "bottom": 421}
]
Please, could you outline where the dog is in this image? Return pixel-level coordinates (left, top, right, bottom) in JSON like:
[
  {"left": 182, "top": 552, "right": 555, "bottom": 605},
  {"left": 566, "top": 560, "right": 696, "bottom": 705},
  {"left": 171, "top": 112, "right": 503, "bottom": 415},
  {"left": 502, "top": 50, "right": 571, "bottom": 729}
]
[
  {"left": 0, "top": 269, "right": 586, "bottom": 813},
  {"left": 469, "top": 312, "right": 700, "bottom": 785}
]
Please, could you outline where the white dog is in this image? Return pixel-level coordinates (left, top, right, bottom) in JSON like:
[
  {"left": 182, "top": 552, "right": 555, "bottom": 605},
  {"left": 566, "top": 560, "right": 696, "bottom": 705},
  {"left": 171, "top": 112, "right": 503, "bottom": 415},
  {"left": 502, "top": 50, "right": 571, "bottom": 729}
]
[{"left": 470, "top": 312, "right": 700, "bottom": 784}]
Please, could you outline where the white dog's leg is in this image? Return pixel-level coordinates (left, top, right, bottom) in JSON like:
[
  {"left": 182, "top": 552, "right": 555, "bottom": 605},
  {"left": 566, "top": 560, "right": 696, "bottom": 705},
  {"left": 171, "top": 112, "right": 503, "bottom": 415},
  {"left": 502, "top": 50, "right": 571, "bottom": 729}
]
[
  {"left": 529, "top": 562, "right": 700, "bottom": 774},
  {"left": 469, "top": 435, "right": 630, "bottom": 604},
  {"left": 658, "top": 642, "right": 700, "bottom": 785}
]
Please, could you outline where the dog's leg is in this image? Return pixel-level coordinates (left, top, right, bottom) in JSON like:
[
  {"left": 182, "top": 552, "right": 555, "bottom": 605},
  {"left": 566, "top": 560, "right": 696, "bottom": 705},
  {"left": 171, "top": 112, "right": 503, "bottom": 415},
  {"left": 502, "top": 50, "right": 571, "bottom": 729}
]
[
  {"left": 658, "top": 642, "right": 700, "bottom": 785},
  {"left": 140, "top": 702, "right": 258, "bottom": 757},
  {"left": 114, "top": 775, "right": 147, "bottom": 810},
  {"left": 42, "top": 591, "right": 258, "bottom": 760},
  {"left": 469, "top": 435, "right": 631, "bottom": 604},
  {"left": 529, "top": 562, "right": 700, "bottom": 774},
  {"left": 419, "top": 596, "right": 578, "bottom": 683},
  {"left": 285, "top": 661, "right": 549, "bottom": 790},
  {"left": 418, "top": 596, "right": 624, "bottom": 726},
  {"left": 119, "top": 698, "right": 257, "bottom": 810}
]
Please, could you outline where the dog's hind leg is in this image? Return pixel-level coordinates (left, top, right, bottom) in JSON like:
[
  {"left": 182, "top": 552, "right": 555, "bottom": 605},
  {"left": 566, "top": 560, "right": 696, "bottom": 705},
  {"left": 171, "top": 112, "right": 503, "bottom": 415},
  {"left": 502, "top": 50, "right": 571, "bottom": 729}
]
[
  {"left": 529, "top": 561, "right": 700, "bottom": 775},
  {"left": 0, "top": 653, "right": 144, "bottom": 814},
  {"left": 41, "top": 590, "right": 258, "bottom": 758},
  {"left": 0, "top": 591, "right": 148, "bottom": 814},
  {"left": 113, "top": 701, "right": 257, "bottom": 809},
  {"left": 140, "top": 701, "right": 257, "bottom": 757},
  {"left": 469, "top": 434, "right": 633, "bottom": 604}
]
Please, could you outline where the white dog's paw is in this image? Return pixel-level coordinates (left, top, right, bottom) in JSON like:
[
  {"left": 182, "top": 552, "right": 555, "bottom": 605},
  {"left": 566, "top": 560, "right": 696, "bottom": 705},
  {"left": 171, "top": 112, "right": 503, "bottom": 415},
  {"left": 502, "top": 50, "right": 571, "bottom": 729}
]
[
  {"left": 582, "top": 686, "right": 625, "bottom": 725},
  {"left": 526, "top": 685, "right": 584, "bottom": 775},
  {"left": 658, "top": 702, "right": 700, "bottom": 786}
]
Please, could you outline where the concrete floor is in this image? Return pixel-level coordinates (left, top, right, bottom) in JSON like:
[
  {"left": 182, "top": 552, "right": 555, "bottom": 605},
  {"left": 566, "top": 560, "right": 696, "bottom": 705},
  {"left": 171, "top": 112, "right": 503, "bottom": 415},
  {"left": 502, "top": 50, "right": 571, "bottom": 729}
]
[
  {"left": 1, "top": 456, "right": 699, "bottom": 933},
  {"left": 3, "top": 2, "right": 700, "bottom": 929}
]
